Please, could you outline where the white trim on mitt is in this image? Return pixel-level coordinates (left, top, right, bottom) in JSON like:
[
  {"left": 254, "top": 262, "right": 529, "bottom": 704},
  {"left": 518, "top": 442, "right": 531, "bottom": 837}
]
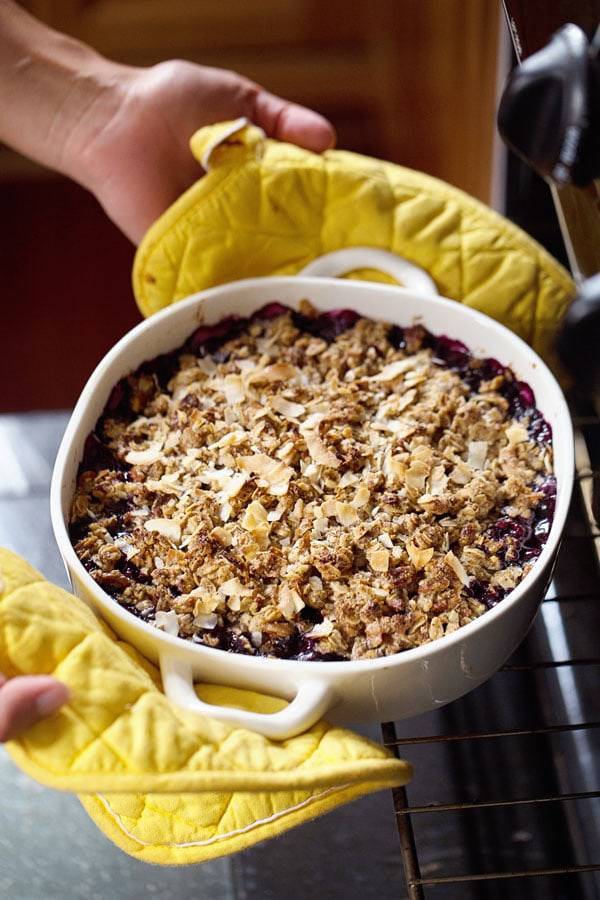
[{"left": 96, "top": 784, "right": 351, "bottom": 848}]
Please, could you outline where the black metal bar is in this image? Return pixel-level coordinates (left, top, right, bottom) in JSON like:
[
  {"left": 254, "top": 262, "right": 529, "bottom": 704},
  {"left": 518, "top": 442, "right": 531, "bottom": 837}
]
[
  {"left": 416, "top": 863, "right": 600, "bottom": 886},
  {"left": 501, "top": 658, "right": 600, "bottom": 670},
  {"left": 395, "top": 789, "right": 600, "bottom": 815},
  {"left": 543, "top": 592, "right": 600, "bottom": 602},
  {"left": 380, "top": 722, "right": 424, "bottom": 900},
  {"left": 384, "top": 721, "right": 600, "bottom": 746}
]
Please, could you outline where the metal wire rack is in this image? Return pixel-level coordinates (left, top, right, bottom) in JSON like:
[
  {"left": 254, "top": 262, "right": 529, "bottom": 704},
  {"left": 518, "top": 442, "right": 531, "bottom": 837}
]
[{"left": 380, "top": 408, "right": 600, "bottom": 899}]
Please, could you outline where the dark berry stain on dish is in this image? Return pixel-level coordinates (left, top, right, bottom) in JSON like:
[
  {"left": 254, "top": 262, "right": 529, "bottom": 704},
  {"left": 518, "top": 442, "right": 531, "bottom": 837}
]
[{"left": 71, "top": 302, "right": 555, "bottom": 661}]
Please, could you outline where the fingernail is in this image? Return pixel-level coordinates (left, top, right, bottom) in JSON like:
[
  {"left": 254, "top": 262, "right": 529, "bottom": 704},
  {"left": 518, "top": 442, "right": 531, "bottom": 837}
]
[{"left": 34, "top": 684, "right": 68, "bottom": 717}]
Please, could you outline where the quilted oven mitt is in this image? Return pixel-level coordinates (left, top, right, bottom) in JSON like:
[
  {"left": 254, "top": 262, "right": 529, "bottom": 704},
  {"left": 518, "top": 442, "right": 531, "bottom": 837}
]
[
  {"left": 133, "top": 118, "right": 574, "bottom": 371},
  {"left": 0, "top": 548, "right": 410, "bottom": 865}
]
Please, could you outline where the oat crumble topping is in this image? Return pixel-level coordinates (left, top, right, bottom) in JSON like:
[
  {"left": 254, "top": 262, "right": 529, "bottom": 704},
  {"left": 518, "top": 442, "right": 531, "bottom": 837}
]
[{"left": 69, "top": 301, "right": 555, "bottom": 661}]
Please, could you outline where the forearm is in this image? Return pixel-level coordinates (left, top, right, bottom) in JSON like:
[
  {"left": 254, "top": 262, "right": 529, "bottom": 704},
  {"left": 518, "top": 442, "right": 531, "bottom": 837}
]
[{"left": 0, "top": 0, "right": 124, "bottom": 184}]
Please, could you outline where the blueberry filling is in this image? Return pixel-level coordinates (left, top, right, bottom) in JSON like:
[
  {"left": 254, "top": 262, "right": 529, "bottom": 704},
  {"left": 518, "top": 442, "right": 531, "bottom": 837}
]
[
  {"left": 483, "top": 476, "right": 556, "bottom": 576},
  {"left": 468, "top": 579, "right": 507, "bottom": 610},
  {"left": 432, "top": 335, "right": 471, "bottom": 370},
  {"left": 186, "top": 315, "right": 247, "bottom": 356},
  {"left": 292, "top": 307, "right": 361, "bottom": 342},
  {"left": 80, "top": 433, "right": 128, "bottom": 475},
  {"left": 251, "top": 301, "right": 289, "bottom": 320}
]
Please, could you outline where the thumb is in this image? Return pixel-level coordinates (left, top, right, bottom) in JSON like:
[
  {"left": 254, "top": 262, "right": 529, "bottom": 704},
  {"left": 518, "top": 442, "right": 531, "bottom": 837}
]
[
  {"left": 0, "top": 675, "right": 69, "bottom": 742},
  {"left": 250, "top": 89, "right": 336, "bottom": 152}
]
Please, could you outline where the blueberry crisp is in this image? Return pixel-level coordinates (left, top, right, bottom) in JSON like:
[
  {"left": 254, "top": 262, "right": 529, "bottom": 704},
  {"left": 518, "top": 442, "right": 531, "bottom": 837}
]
[{"left": 69, "top": 301, "right": 555, "bottom": 661}]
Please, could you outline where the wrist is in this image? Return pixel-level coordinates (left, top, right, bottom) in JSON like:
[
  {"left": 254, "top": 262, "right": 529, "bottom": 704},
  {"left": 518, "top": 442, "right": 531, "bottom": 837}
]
[{"left": 0, "top": 1, "right": 131, "bottom": 185}]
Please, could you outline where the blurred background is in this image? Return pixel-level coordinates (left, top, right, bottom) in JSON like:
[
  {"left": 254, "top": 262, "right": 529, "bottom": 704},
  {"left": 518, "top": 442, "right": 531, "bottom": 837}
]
[
  {"left": 1, "top": 0, "right": 503, "bottom": 411},
  {"left": 5, "top": 7, "right": 600, "bottom": 899}
]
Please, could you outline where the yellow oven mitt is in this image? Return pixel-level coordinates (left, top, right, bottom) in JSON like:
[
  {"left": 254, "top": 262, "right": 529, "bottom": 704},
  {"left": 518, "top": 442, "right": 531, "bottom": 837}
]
[
  {"left": 133, "top": 118, "right": 574, "bottom": 371},
  {"left": 0, "top": 548, "right": 410, "bottom": 865}
]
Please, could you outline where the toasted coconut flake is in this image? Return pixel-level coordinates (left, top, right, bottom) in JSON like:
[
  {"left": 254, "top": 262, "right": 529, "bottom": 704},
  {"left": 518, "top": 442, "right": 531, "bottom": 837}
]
[
  {"left": 396, "top": 389, "right": 417, "bottom": 413},
  {"left": 445, "top": 550, "right": 471, "bottom": 586},
  {"left": 407, "top": 543, "right": 434, "bottom": 570},
  {"left": 379, "top": 532, "right": 394, "bottom": 549},
  {"left": 304, "top": 462, "right": 320, "bottom": 481},
  {"left": 506, "top": 423, "right": 529, "bottom": 446},
  {"left": 352, "top": 484, "right": 370, "bottom": 508},
  {"left": 339, "top": 471, "right": 359, "bottom": 488},
  {"left": 221, "top": 374, "right": 246, "bottom": 404},
  {"left": 209, "top": 431, "right": 247, "bottom": 450},
  {"left": 429, "top": 465, "right": 448, "bottom": 496},
  {"left": 198, "top": 467, "right": 233, "bottom": 484},
  {"left": 276, "top": 440, "right": 295, "bottom": 460},
  {"left": 251, "top": 631, "right": 263, "bottom": 648},
  {"left": 405, "top": 460, "right": 429, "bottom": 493},
  {"left": 320, "top": 499, "right": 337, "bottom": 518},
  {"left": 335, "top": 501, "right": 359, "bottom": 526},
  {"left": 450, "top": 461, "right": 473, "bottom": 485},
  {"left": 467, "top": 441, "right": 488, "bottom": 470},
  {"left": 278, "top": 584, "right": 305, "bottom": 619},
  {"left": 210, "top": 526, "right": 233, "bottom": 547},
  {"left": 241, "top": 500, "right": 269, "bottom": 532},
  {"left": 216, "top": 472, "right": 249, "bottom": 502},
  {"left": 302, "top": 412, "right": 326, "bottom": 430},
  {"left": 125, "top": 441, "right": 164, "bottom": 466},
  {"left": 219, "top": 502, "right": 232, "bottom": 522},
  {"left": 154, "top": 610, "right": 179, "bottom": 636},
  {"left": 247, "top": 362, "right": 298, "bottom": 384},
  {"left": 145, "top": 477, "right": 183, "bottom": 495},
  {"left": 194, "top": 612, "right": 218, "bottom": 630},
  {"left": 312, "top": 516, "right": 329, "bottom": 537},
  {"left": 384, "top": 453, "right": 405, "bottom": 483},
  {"left": 144, "top": 518, "right": 181, "bottom": 544},
  {"left": 219, "top": 577, "right": 252, "bottom": 598},
  {"left": 366, "top": 547, "right": 390, "bottom": 572},
  {"left": 113, "top": 538, "right": 138, "bottom": 560},
  {"left": 197, "top": 357, "right": 217, "bottom": 375},
  {"left": 191, "top": 590, "right": 220, "bottom": 614},
  {"left": 164, "top": 431, "right": 181, "bottom": 451},
  {"left": 309, "top": 575, "right": 323, "bottom": 591},
  {"left": 239, "top": 453, "right": 294, "bottom": 496},
  {"left": 271, "top": 395, "right": 306, "bottom": 418},
  {"left": 371, "top": 357, "right": 416, "bottom": 382},
  {"left": 303, "top": 431, "right": 340, "bottom": 468},
  {"left": 404, "top": 372, "right": 427, "bottom": 388},
  {"left": 306, "top": 618, "right": 334, "bottom": 638}
]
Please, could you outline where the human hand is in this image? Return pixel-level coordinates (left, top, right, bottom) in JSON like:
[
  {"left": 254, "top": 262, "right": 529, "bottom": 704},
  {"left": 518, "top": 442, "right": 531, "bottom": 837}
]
[
  {"left": 0, "top": 3, "right": 335, "bottom": 244},
  {"left": 64, "top": 60, "right": 336, "bottom": 244},
  {"left": 0, "top": 673, "right": 69, "bottom": 742}
]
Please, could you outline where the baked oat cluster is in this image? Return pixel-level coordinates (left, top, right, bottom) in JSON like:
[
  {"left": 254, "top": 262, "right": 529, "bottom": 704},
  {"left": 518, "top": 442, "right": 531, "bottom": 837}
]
[{"left": 70, "top": 301, "right": 555, "bottom": 661}]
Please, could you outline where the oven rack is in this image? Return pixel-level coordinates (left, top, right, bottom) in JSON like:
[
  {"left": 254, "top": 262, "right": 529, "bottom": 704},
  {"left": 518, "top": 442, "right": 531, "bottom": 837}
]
[{"left": 380, "top": 411, "right": 600, "bottom": 899}]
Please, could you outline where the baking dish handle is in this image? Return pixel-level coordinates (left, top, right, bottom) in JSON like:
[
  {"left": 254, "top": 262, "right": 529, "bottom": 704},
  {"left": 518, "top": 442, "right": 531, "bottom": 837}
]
[
  {"left": 160, "top": 654, "right": 335, "bottom": 740},
  {"left": 298, "top": 247, "right": 439, "bottom": 296}
]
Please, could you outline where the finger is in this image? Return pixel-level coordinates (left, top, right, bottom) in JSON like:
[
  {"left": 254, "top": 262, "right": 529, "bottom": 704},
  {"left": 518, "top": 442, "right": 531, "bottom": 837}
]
[
  {"left": 251, "top": 90, "right": 336, "bottom": 152},
  {"left": 0, "top": 676, "right": 70, "bottom": 742}
]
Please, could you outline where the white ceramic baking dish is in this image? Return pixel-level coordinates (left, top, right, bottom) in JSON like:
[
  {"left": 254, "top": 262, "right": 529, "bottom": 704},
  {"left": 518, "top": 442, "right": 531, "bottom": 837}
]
[{"left": 51, "top": 249, "right": 574, "bottom": 740}]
